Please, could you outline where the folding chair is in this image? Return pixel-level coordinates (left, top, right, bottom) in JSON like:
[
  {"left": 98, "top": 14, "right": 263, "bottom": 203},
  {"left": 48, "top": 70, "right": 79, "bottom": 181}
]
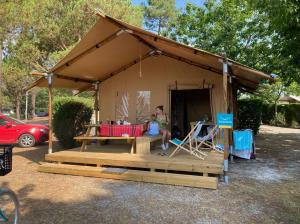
[
  {"left": 194, "top": 126, "right": 224, "bottom": 153},
  {"left": 169, "top": 121, "right": 208, "bottom": 160}
]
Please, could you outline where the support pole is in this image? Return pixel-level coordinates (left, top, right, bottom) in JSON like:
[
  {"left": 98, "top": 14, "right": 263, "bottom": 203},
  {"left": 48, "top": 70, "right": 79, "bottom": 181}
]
[
  {"left": 220, "top": 56, "right": 232, "bottom": 184},
  {"left": 94, "top": 82, "right": 100, "bottom": 124},
  {"left": 93, "top": 82, "right": 100, "bottom": 138},
  {"left": 229, "top": 79, "right": 235, "bottom": 163},
  {"left": 25, "top": 91, "right": 29, "bottom": 121},
  {"left": 47, "top": 74, "right": 53, "bottom": 154}
]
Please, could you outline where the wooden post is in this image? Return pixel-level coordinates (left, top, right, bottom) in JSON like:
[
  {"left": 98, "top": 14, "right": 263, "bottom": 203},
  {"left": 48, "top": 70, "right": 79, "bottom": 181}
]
[
  {"left": 93, "top": 82, "right": 100, "bottom": 138},
  {"left": 228, "top": 77, "right": 235, "bottom": 162},
  {"left": 232, "top": 83, "right": 238, "bottom": 129},
  {"left": 30, "top": 71, "right": 54, "bottom": 153},
  {"left": 47, "top": 74, "right": 53, "bottom": 154},
  {"left": 222, "top": 58, "right": 229, "bottom": 156},
  {"left": 95, "top": 82, "right": 100, "bottom": 124},
  {"left": 220, "top": 56, "right": 231, "bottom": 184}
]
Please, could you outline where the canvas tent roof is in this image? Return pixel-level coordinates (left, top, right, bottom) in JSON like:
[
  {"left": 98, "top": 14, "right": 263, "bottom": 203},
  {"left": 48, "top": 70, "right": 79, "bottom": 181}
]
[
  {"left": 279, "top": 95, "right": 300, "bottom": 102},
  {"left": 27, "top": 13, "right": 273, "bottom": 92}
]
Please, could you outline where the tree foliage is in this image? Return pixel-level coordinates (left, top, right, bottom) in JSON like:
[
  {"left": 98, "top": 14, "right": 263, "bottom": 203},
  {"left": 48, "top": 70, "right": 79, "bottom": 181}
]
[
  {"left": 169, "top": 0, "right": 300, "bottom": 84},
  {"left": 0, "top": 0, "right": 143, "bottom": 117},
  {"left": 254, "top": 79, "right": 300, "bottom": 123},
  {"left": 255, "top": 79, "right": 300, "bottom": 105},
  {"left": 255, "top": 80, "right": 286, "bottom": 105},
  {"left": 143, "top": 0, "right": 178, "bottom": 35},
  {"left": 251, "top": 0, "right": 300, "bottom": 83}
]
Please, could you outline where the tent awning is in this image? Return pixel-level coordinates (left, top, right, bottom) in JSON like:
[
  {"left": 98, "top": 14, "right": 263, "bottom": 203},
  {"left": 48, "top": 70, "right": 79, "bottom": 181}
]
[
  {"left": 25, "top": 75, "right": 92, "bottom": 92},
  {"left": 28, "top": 13, "right": 274, "bottom": 92}
]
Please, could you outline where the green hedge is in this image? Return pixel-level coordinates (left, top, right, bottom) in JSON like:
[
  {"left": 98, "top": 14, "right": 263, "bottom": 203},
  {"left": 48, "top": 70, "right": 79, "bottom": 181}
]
[
  {"left": 53, "top": 97, "right": 93, "bottom": 148},
  {"left": 261, "top": 104, "right": 274, "bottom": 124},
  {"left": 53, "top": 96, "right": 93, "bottom": 114},
  {"left": 235, "top": 99, "right": 299, "bottom": 135},
  {"left": 279, "top": 104, "right": 300, "bottom": 127},
  {"left": 237, "top": 99, "right": 263, "bottom": 135},
  {"left": 257, "top": 103, "right": 300, "bottom": 128}
]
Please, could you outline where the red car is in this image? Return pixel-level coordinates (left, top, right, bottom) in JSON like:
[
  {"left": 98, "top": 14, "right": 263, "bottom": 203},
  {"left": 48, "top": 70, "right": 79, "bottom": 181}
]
[{"left": 0, "top": 113, "right": 49, "bottom": 147}]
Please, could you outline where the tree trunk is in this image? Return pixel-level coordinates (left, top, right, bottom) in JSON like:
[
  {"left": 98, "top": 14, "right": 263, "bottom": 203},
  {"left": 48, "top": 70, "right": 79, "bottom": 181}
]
[
  {"left": 274, "top": 102, "right": 278, "bottom": 124},
  {"left": 31, "top": 91, "right": 37, "bottom": 118},
  {"left": 16, "top": 97, "right": 21, "bottom": 119},
  {"left": 157, "top": 18, "right": 161, "bottom": 35}
]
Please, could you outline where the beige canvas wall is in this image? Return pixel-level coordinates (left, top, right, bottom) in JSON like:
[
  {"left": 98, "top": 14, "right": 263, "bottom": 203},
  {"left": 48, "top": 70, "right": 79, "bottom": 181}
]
[{"left": 99, "top": 55, "right": 224, "bottom": 123}]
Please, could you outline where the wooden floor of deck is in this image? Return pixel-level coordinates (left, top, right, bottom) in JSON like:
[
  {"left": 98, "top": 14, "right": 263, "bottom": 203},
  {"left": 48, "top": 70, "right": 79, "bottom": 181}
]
[{"left": 38, "top": 143, "right": 224, "bottom": 189}]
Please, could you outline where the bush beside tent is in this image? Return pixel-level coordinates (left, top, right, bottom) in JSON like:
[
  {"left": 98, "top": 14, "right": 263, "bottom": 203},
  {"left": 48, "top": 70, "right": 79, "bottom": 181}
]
[
  {"left": 53, "top": 96, "right": 93, "bottom": 114},
  {"left": 53, "top": 98, "right": 93, "bottom": 148},
  {"left": 238, "top": 99, "right": 300, "bottom": 134},
  {"left": 262, "top": 104, "right": 300, "bottom": 128},
  {"left": 237, "top": 99, "right": 263, "bottom": 135}
]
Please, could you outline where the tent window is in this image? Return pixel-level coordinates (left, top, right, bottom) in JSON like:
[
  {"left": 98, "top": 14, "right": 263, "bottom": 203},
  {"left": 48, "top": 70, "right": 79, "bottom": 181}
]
[
  {"left": 115, "top": 91, "right": 129, "bottom": 120},
  {"left": 136, "top": 91, "right": 151, "bottom": 123}
]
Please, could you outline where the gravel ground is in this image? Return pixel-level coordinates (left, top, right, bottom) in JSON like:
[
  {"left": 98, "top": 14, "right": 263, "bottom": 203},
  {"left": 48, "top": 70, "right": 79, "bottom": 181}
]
[{"left": 1, "top": 125, "right": 300, "bottom": 224}]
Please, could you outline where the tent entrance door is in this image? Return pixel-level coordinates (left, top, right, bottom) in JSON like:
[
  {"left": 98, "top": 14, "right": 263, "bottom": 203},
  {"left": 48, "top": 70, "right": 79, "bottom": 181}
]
[{"left": 170, "top": 89, "right": 211, "bottom": 139}]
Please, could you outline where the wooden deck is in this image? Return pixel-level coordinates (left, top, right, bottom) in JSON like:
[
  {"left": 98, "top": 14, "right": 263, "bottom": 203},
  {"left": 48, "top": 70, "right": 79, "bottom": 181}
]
[{"left": 38, "top": 144, "right": 224, "bottom": 189}]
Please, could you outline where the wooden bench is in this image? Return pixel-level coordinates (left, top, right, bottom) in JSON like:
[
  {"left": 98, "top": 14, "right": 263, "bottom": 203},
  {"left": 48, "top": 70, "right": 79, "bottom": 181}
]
[
  {"left": 74, "top": 136, "right": 136, "bottom": 153},
  {"left": 135, "top": 135, "right": 162, "bottom": 154}
]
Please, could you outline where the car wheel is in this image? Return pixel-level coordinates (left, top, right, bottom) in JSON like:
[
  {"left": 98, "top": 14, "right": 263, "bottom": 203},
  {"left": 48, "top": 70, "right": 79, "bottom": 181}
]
[{"left": 18, "top": 134, "right": 36, "bottom": 148}]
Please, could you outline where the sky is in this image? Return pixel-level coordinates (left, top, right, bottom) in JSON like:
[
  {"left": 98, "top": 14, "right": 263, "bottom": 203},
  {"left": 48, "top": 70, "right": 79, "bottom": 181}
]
[{"left": 132, "top": 0, "right": 204, "bottom": 8}]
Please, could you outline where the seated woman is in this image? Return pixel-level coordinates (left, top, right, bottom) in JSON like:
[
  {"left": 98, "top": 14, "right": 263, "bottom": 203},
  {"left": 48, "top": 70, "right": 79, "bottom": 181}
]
[
  {"left": 155, "top": 105, "right": 171, "bottom": 154},
  {"left": 145, "top": 114, "right": 160, "bottom": 136}
]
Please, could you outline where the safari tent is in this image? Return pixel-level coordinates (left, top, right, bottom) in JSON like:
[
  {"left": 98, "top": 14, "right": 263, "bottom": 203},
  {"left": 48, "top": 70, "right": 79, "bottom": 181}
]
[{"left": 28, "top": 13, "right": 273, "bottom": 189}]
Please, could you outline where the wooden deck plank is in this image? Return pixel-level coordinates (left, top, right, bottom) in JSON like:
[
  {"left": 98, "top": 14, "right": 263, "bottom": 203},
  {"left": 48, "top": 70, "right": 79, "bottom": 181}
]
[
  {"left": 38, "top": 163, "right": 218, "bottom": 189},
  {"left": 46, "top": 151, "right": 224, "bottom": 165},
  {"left": 46, "top": 152, "right": 222, "bottom": 167},
  {"left": 46, "top": 151, "right": 224, "bottom": 164},
  {"left": 45, "top": 151, "right": 223, "bottom": 174}
]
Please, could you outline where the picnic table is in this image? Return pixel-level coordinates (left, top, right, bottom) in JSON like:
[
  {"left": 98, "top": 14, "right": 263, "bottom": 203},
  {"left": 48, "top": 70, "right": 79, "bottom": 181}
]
[
  {"left": 74, "top": 124, "right": 135, "bottom": 153},
  {"left": 74, "top": 124, "right": 162, "bottom": 154}
]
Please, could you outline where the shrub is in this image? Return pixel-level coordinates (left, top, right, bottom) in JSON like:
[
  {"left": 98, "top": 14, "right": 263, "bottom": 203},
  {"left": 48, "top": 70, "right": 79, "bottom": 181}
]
[
  {"left": 261, "top": 103, "right": 275, "bottom": 124},
  {"left": 237, "top": 99, "right": 263, "bottom": 135},
  {"left": 278, "top": 104, "right": 300, "bottom": 127},
  {"left": 53, "top": 96, "right": 93, "bottom": 115},
  {"left": 262, "top": 104, "right": 300, "bottom": 128},
  {"left": 270, "top": 112, "right": 286, "bottom": 126},
  {"left": 53, "top": 101, "right": 93, "bottom": 148},
  {"left": 290, "top": 120, "right": 299, "bottom": 128}
]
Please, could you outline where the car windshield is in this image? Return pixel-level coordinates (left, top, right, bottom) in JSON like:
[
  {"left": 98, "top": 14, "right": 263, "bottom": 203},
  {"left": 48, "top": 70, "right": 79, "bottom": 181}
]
[{"left": 9, "top": 116, "right": 25, "bottom": 124}]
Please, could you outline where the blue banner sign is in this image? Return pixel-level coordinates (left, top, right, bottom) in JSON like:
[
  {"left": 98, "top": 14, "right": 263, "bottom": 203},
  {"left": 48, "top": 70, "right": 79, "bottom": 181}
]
[{"left": 217, "top": 113, "right": 233, "bottom": 128}]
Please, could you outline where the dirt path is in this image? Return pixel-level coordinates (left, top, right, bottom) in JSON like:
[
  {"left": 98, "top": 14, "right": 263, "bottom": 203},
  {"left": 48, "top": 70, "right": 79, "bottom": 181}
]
[{"left": 1, "top": 125, "right": 299, "bottom": 224}]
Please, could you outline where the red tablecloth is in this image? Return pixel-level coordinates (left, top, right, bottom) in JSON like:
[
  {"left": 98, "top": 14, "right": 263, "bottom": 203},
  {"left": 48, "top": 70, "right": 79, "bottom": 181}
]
[{"left": 100, "top": 124, "right": 144, "bottom": 137}]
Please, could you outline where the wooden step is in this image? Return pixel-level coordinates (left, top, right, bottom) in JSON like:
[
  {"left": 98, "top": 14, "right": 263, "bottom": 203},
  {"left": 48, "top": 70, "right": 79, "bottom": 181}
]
[
  {"left": 38, "top": 163, "right": 218, "bottom": 189},
  {"left": 45, "top": 151, "right": 223, "bottom": 175}
]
